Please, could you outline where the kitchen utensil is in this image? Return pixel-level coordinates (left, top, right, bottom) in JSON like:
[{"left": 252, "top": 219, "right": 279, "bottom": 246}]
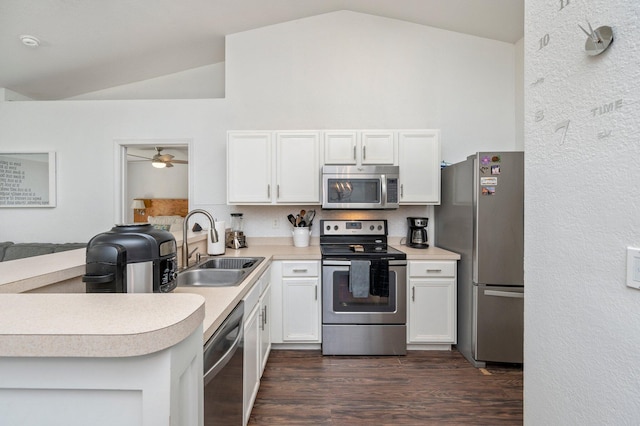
[
  {"left": 287, "top": 214, "right": 297, "bottom": 226},
  {"left": 305, "top": 210, "right": 316, "bottom": 226}
]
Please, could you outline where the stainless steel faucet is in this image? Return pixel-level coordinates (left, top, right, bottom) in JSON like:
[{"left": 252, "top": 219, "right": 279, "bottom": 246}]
[{"left": 182, "top": 209, "right": 218, "bottom": 268}]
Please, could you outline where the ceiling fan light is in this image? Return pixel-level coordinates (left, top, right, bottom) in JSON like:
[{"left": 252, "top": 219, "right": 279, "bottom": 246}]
[{"left": 152, "top": 160, "right": 166, "bottom": 168}]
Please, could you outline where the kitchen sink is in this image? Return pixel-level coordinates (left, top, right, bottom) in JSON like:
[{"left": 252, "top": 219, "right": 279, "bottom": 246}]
[
  {"left": 177, "top": 256, "right": 264, "bottom": 287},
  {"left": 197, "top": 257, "right": 263, "bottom": 270}
]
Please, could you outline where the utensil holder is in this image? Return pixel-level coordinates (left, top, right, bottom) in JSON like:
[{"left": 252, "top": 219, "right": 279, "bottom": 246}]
[{"left": 292, "top": 227, "right": 311, "bottom": 247}]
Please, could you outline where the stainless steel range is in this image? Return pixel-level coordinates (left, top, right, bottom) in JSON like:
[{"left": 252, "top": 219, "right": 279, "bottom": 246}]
[{"left": 320, "top": 219, "right": 407, "bottom": 355}]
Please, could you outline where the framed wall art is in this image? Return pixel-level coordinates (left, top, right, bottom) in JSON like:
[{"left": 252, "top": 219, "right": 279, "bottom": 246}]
[{"left": 0, "top": 152, "right": 57, "bottom": 207}]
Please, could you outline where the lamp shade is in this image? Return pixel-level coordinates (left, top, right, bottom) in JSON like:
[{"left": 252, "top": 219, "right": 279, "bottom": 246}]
[{"left": 131, "top": 199, "right": 145, "bottom": 210}]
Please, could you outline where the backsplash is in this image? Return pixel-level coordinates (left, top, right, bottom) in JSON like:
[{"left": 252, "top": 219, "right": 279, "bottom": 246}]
[{"left": 202, "top": 204, "right": 434, "bottom": 242}]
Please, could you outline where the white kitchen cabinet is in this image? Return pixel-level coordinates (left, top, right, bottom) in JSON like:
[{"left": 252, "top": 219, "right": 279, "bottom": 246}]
[
  {"left": 323, "top": 130, "right": 358, "bottom": 164},
  {"left": 228, "top": 130, "right": 321, "bottom": 204},
  {"left": 228, "top": 131, "right": 272, "bottom": 204},
  {"left": 361, "top": 130, "right": 396, "bottom": 164},
  {"left": 275, "top": 131, "right": 321, "bottom": 203},
  {"left": 398, "top": 130, "right": 441, "bottom": 204},
  {"left": 408, "top": 260, "right": 457, "bottom": 346},
  {"left": 258, "top": 280, "right": 272, "bottom": 376},
  {"left": 243, "top": 299, "right": 260, "bottom": 426},
  {"left": 242, "top": 266, "right": 272, "bottom": 425},
  {"left": 270, "top": 260, "right": 321, "bottom": 345},
  {"left": 323, "top": 130, "right": 395, "bottom": 165}
]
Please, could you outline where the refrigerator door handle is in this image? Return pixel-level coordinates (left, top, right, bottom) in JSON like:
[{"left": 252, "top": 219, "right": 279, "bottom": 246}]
[{"left": 483, "top": 289, "right": 524, "bottom": 299}]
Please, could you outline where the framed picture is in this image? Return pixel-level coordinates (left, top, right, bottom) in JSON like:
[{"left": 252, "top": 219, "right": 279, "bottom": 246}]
[{"left": 0, "top": 152, "right": 57, "bottom": 207}]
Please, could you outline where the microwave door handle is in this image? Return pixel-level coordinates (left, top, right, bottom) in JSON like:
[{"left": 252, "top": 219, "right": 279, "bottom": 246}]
[{"left": 380, "top": 174, "right": 387, "bottom": 208}]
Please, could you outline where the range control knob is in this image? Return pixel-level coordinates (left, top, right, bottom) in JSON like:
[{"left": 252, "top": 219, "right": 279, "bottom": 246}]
[
  {"left": 334, "top": 225, "right": 339, "bottom": 230},
  {"left": 370, "top": 225, "right": 375, "bottom": 230},
  {"left": 378, "top": 225, "right": 383, "bottom": 230},
  {"left": 326, "top": 225, "right": 331, "bottom": 231}
]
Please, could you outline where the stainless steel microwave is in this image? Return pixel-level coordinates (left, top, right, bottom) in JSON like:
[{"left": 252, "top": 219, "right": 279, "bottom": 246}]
[{"left": 322, "top": 165, "right": 399, "bottom": 209}]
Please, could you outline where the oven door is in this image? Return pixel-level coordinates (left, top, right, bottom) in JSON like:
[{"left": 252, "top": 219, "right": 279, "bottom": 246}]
[{"left": 322, "top": 259, "right": 406, "bottom": 324}]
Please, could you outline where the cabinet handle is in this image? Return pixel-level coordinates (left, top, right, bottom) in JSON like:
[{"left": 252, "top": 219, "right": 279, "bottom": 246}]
[
  {"left": 353, "top": 146, "right": 356, "bottom": 161},
  {"left": 412, "top": 286, "right": 415, "bottom": 302},
  {"left": 267, "top": 184, "right": 271, "bottom": 198},
  {"left": 401, "top": 184, "right": 404, "bottom": 198},
  {"left": 315, "top": 285, "right": 318, "bottom": 300},
  {"left": 277, "top": 184, "right": 280, "bottom": 199},
  {"left": 292, "top": 269, "right": 308, "bottom": 273},
  {"left": 426, "top": 269, "right": 442, "bottom": 273},
  {"left": 263, "top": 305, "right": 268, "bottom": 326},
  {"left": 363, "top": 145, "right": 366, "bottom": 160}
]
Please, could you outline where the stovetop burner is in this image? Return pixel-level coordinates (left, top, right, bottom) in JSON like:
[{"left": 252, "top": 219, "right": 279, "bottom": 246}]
[{"left": 320, "top": 219, "right": 406, "bottom": 260}]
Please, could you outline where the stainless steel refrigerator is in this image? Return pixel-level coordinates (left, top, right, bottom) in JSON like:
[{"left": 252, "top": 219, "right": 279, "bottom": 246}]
[{"left": 435, "top": 152, "right": 524, "bottom": 367}]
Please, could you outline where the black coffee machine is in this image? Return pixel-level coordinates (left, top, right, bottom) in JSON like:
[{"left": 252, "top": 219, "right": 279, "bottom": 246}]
[{"left": 407, "top": 217, "right": 429, "bottom": 249}]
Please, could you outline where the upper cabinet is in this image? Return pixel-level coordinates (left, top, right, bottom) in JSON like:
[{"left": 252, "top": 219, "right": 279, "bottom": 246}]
[
  {"left": 228, "top": 131, "right": 321, "bottom": 205},
  {"left": 276, "top": 132, "right": 321, "bottom": 203},
  {"left": 228, "top": 129, "right": 440, "bottom": 205},
  {"left": 324, "top": 130, "right": 396, "bottom": 165},
  {"left": 398, "top": 130, "right": 441, "bottom": 205},
  {"left": 227, "top": 131, "right": 272, "bottom": 204}
]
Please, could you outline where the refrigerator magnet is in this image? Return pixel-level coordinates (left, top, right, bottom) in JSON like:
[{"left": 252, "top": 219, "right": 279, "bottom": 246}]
[
  {"left": 481, "top": 177, "right": 498, "bottom": 186},
  {"left": 491, "top": 155, "right": 501, "bottom": 163},
  {"left": 480, "top": 166, "right": 490, "bottom": 174},
  {"left": 491, "top": 165, "right": 501, "bottom": 175},
  {"left": 481, "top": 186, "right": 496, "bottom": 195},
  {"left": 481, "top": 156, "right": 491, "bottom": 165}
]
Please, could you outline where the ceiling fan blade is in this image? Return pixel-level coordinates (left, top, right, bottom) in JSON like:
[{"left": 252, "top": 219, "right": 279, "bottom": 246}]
[
  {"left": 165, "top": 162, "right": 174, "bottom": 168},
  {"left": 171, "top": 159, "right": 188, "bottom": 164},
  {"left": 127, "top": 153, "right": 153, "bottom": 160}
]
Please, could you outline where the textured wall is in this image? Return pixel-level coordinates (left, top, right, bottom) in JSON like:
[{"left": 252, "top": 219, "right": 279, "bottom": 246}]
[{"left": 524, "top": 1, "right": 640, "bottom": 423}]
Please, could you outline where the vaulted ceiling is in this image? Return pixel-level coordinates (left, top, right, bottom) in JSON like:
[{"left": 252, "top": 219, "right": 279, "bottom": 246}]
[{"left": 1, "top": 0, "right": 523, "bottom": 100}]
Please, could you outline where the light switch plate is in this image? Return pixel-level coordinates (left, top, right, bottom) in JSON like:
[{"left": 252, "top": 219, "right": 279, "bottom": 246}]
[{"left": 626, "top": 247, "right": 640, "bottom": 290}]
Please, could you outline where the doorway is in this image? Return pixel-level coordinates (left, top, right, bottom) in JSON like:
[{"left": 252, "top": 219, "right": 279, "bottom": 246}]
[{"left": 114, "top": 139, "right": 192, "bottom": 224}]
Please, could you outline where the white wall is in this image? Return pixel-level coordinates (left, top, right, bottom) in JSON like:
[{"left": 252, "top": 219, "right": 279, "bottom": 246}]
[
  {"left": 524, "top": 1, "right": 640, "bottom": 424},
  {"left": 0, "top": 11, "right": 520, "bottom": 243}
]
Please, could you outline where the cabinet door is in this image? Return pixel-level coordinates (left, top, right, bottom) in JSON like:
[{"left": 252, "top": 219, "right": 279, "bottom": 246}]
[
  {"left": 276, "top": 131, "right": 321, "bottom": 203},
  {"left": 259, "top": 283, "right": 272, "bottom": 376},
  {"left": 361, "top": 131, "right": 396, "bottom": 165},
  {"left": 408, "top": 279, "right": 456, "bottom": 343},
  {"left": 228, "top": 131, "right": 272, "bottom": 203},
  {"left": 323, "top": 131, "right": 358, "bottom": 164},
  {"left": 243, "top": 303, "right": 260, "bottom": 425},
  {"left": 282, "top": 278, "right": 320, "bottom": 342},
  {"left": 398, "top": 130, "right": 441, "bottom": 204}
]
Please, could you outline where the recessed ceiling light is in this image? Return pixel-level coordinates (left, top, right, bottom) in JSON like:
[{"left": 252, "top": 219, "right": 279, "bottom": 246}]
[{"left": 19, "top": 35, "right": 40, "bottom": 48}]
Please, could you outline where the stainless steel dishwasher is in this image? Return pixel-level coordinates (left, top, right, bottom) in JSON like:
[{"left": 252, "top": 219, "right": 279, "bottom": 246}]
[{"left": 204, "top": 301, "right": 244, "bottom": 425}]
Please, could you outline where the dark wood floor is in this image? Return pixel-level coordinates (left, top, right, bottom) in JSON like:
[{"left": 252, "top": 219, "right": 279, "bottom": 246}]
[{"left": 248, "top": 349, "right": 522, "bottom": 425}]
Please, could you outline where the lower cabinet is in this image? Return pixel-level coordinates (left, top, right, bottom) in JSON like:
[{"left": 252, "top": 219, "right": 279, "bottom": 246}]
[
  {"left": 407, "top": 261, "right": 457, "bottom": 346},
  {"left": 258, "top": 280, "right": 272, "bottom": 375},
  {"left": 242, "top": 265, "right": 271, "bottom": 426},
  {"left": 270, "top": 260, "right": 321, "bottom": 345}
]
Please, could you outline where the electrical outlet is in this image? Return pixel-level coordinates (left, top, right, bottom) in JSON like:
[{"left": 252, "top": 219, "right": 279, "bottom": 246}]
[{"left": 272, "top": 218, "right": 279, "bottom": 229}]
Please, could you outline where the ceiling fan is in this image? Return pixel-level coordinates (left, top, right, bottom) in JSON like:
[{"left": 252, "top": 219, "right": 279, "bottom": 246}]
[{"left": 128, "top": 147, "right": 188, "bottom": 168}]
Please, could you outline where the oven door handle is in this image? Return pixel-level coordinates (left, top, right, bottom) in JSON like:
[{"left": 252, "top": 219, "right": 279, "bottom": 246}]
[{"left": 322, "top": 260, "right": 352, "bottom": 266}]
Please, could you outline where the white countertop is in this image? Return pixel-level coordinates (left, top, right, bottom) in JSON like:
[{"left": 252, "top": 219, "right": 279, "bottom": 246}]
[
  {"left": 0, "top": 233, "right": 460, "bottom": 357},
  {"left": 0, "top": 293, "right": 205, "bottom": 357}
]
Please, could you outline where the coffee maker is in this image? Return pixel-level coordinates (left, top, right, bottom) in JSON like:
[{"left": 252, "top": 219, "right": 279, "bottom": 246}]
[
  {"left": 226, "top": 213, "right": 247, "bottom": 249},
  {"left": 407, "top": 217, "right": 429, "bottom": 249}
]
